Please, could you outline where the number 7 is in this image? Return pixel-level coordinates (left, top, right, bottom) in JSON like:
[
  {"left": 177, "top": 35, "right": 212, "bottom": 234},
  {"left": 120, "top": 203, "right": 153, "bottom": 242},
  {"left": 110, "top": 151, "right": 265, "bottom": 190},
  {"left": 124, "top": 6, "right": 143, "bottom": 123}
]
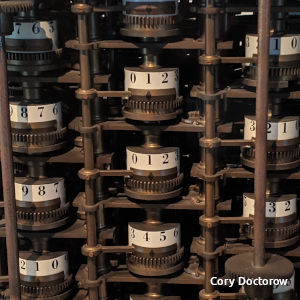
[{"left": 38, "top": 106, "right": 44, "bottom": 117}]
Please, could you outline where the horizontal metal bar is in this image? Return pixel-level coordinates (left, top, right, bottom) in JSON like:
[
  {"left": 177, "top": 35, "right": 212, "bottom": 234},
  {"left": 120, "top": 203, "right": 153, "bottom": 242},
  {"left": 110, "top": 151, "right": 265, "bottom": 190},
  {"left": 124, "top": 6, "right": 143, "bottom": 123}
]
[
  {"left": 100, "top": 245, "right": 134, "bottom": 253},
  {"left": 221, "top": 57, "right": 254, "bottom": 64},
  {"left": 97, "top": 90, "right": 131, "bottom": 98},
  {"left": 219, "top": 217, "right": 253, "bottom": 224},
  {"left": 220, "top": 139, "right": 253, "bottom": 147},
  {"left": 99, "top": 170, "right": 133, "bottom": 177}
]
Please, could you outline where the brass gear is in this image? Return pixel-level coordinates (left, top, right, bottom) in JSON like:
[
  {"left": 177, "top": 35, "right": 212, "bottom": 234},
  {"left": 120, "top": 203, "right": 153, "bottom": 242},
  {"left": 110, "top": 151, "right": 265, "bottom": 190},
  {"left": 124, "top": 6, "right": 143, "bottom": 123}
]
[
  {"left": 7, "top": 50, "right": 62, "bottom": 68},
  {"left": 21, "top": 275, "right": 72, "bottom": 298},
  {"left": 241, "top": 145, "right": 300, "bottom": 170},
  {"left": 244, "top": 220, "right": 300, "bottom": 242},
  {"left": 0, "top": 0, "right": 33, "bottom": 13},
  {"left": 125, "top": 173, "right": 183, "bottom": 193},
  {"left": 12, "top": 127, "right": 66, "bottom": 153},
  {"left": 127, "top": 247, "right": 184, "bottom": 276},
  {"left": 124, "top": 96, "right": 182, "bottom": 114},
  {"left": 128, "top": 247, "right": 183, "bottom": 268},
  {"left": 17, "top": 202, "right": 70, "bottom": 224},
  {"left": 124, "top": 15, "right": 176, "bottom": 28},
  {"left": 245, "top": 65, "right": 300, "bottom": 82}
]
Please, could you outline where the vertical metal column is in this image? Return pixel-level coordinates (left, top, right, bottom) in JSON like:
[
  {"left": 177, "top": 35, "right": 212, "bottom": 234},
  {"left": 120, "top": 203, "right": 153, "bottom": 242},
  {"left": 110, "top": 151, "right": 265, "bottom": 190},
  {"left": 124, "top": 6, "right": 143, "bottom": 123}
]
[
  {"left": 253, "top": 0, "right": 271, "bottom": 268},
  {"left": 72, "top": 3, "right": 99, "bottom": 300},
  {"left": 204, "top": 0, "right": 216, "bottom": 292},
  {"left": 199, "top": 0, "right": 220, "bottom": 299},
  {"left": 0, "top": 36, "right": 21, "bottom": 300}
]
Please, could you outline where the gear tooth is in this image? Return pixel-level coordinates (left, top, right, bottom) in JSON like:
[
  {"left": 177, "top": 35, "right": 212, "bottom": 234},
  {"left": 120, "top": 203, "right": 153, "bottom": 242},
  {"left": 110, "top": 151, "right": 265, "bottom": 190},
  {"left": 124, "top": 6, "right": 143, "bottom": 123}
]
[
  {"left": 16, "top": 203, "right": 70, "bottom": 226},
  {"left": 126, "top": 174, "right": 183, "bottom": 194},
  {"left": 21, "top": 275, "right": 72, "bottom": 297}
]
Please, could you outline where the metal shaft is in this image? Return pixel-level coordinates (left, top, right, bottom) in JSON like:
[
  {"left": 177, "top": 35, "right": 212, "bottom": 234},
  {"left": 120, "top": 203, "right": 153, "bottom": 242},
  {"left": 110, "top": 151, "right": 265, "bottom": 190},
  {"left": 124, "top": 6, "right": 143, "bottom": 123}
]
[
  {"left": 77, "top": 11, "right": 99, "bottom": 300},
  {"left": 253, "top": 0, "right": 271, "bottom": 268},
  {"left": 204, "top": 0, "right": 216, "bottom": 294},
  {"left": 0, "top": 36, "right": 21, "bottom": 300}
]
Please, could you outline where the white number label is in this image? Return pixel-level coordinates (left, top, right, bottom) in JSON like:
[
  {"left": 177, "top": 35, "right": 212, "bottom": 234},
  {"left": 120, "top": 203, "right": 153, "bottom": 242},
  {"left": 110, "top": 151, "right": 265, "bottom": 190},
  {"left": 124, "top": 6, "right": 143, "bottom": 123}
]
[
  {"left": 10, "top": 102, "right": 62, "bottom": 129},
  {"left": 244, "top": 117, "right": 299, "bottom": 140},
  {"left": 6, "top": 21, "right": 58, "bottom": 52},
  {"left": 245, "top": 34, "right": 300, "bottom": 57},
  {"left": 15, "top": 178, "right": 65, "bottom": 204},
  {"left": 126, "top": 148, "right": 179, "bottom": 172},
  {"left": 243, "top": 194, "right": 297, "bottom": 218},
  {"left": 128, "top": 224, "right": 180, "bottom": 248},
  {"left": 19, "top": 253, "right": 68, "bottom": 278},
  {"left": 124, "top": 68, "right": 179, "bottom": 97}
]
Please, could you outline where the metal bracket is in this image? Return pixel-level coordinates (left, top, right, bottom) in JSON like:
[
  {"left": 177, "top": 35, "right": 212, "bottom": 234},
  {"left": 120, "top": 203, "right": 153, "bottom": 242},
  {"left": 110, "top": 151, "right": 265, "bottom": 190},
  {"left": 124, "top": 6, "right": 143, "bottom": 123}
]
[
  {"left": 199, "top": 215, "right": 220, "bottom": 228},
  {"left": 199, "top": 55, "right": 221, "bottom": 66},
  {"left": 81, "top": 244, "right": 102, "bottom": 258},
  {"left": 200, "top": 137, "right": 221, "bottom": 149},
  {"left": 78, "top": 168, "right": 100, "bottom": 181},
  {"left": 75, "top": 88, "right": 98, "bottom": 101},
  {"left": 190, "top": 85, "right": 227, "bottom": 101}
]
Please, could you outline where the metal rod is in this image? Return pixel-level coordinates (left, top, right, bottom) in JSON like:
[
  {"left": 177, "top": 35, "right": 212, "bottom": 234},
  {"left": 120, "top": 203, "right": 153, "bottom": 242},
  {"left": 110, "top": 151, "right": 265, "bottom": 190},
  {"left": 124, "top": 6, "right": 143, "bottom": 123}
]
[
  {"left": 76, "top": 7, "right": 99, "bottom": 300},
  {"left": 0, "top": 36, "right": 21, "bottom": 300},
  {"left": 253, "top": 0, "right": 271, "bottom": 268},
  {"left": 203, "top": 0, "right": 217, "bottom": 295}
]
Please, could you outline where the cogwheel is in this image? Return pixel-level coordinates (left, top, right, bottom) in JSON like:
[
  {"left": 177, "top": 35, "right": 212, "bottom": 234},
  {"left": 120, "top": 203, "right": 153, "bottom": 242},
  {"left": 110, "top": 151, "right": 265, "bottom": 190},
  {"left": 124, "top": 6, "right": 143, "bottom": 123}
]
[
  {"left": 12, "top": 127, "right": 66, "bottom": 146},
  {"left": 0, "top": 0, "right": 33, "bottom": 13},
  {"left": 7, "top": 50, "right": 62, "bottom": 64},
  {"left": 21, "top": 275, "right": 72, "bottom": 298},
  {"left": 242, "top": 145, "right": 300, "bottom": 168},
  {"left": 126, "top": 173, "right": 183, "bottom": 193},
  {"left": 17, "top": 202, "right": 70, "bottom": 223},
  {"left": 124, "top": 15, "right": 176, "bottom": 28},
  {"left": 244, "top": 221, "right": 300, "bottom": 242},
  {"left": 128, "top": 247, "right": 184, "bottom": 269},
  {"left": 125, "top": 97, "right": 182, "bottom": 114},
  {"left": 246, "top": 65, "right": 300, "bottom": 81}
]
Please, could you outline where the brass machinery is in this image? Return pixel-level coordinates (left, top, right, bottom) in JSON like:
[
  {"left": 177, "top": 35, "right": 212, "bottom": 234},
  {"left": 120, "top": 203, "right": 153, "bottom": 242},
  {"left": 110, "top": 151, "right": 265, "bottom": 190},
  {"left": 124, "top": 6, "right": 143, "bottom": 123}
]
[{"left": 0, "top": 0, "right": 299, "bottom": 300}]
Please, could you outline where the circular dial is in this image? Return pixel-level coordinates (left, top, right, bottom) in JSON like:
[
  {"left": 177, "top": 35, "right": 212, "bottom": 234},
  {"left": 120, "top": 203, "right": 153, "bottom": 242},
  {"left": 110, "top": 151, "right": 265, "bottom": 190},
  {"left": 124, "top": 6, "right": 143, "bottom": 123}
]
[
  {"left": 19, "top": 252, "right": 69, "bottom": 280},
  {"left": 127, "top": 147, "right": 180, "bottom": 174},
  {"left": 125, "top": 67, "right": 179, "bottom": 97},
  {"left": 243, "top": 193, "right": 297, "bottom": 218},
  {"left": 244, "top": 116, "right": 299, "bottom": 141},
  {"left": 6, "top": 20, "right": 58, "bottom": 52},
  {"left": 15, "top": 177, "right": 65, "bottom": 208},
  {"left": 10, "top": 101, "right": 62, "bottom": 130},
  {"left": 127, "top": 222, "right": 184, "bottom": 276},
  {"left": 246, "top": 34, "right": 300, "bottom": 57},
  {"left": 128, "top": 223, "right": 180, "bottom": 249}
]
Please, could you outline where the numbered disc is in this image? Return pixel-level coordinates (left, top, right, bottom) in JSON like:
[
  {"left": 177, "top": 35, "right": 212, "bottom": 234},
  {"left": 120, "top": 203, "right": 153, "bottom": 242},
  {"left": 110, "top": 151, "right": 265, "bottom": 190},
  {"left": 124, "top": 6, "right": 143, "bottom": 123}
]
[
  {"left": 125, "top": 67, "right": 179, "bottom": 97},
  {"left": 244, "top": 116, "right": 299, "bottom": 141},
  {"left": 128, "top": 223, "right": 180, "bottom": 249},
  {"left": 15, "top": 177, "right": 65, "bottom": 205},
  {"left": 273, "top": 273, "right": 294, "bottom": 294},
  {"left": 19, "top": 251, "right": 69, "bottom": 280},
  {"left": 243, "top": 193, "right": 297, "bottom": 219},
  {"left": 127, "top": 147, "right": 180, "bottom": 173},
  {"left": 246, "top": 34, "right": 300, "bottom": 58},
  {"left": 10, "top": 101, "right": 62, "bottom": 130},
  {"left": 6, "top": 20, "right": 58, "bottom": 52}
]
